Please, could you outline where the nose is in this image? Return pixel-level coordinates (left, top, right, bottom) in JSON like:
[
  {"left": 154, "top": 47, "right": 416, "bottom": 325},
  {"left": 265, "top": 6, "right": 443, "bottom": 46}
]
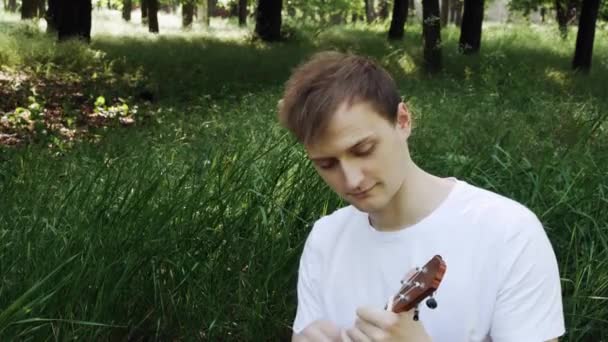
[{"left": 342, "top": 162, "right": 365, "bottom": 192}]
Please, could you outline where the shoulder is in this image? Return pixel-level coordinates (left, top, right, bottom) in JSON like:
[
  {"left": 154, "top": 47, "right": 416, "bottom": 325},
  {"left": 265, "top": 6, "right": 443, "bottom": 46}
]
[{"left": 456, "top": 180, "right": 543, "bottom": 230}]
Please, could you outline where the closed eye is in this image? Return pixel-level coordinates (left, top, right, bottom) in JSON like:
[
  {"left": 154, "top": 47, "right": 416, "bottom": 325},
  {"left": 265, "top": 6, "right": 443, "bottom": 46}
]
[{"left": 354, "top": 145, "right": 375, "bottom": 157}]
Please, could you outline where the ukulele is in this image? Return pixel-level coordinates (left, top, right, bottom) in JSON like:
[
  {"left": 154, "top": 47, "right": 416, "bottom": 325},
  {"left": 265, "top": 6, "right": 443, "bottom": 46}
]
[{"left": 385, "top": 255, "right": 447, "bottom": 321}]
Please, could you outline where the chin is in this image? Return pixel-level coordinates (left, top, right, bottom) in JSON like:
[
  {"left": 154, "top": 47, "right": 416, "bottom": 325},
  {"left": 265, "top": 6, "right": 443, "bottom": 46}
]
[{"left": 349, "top": 196, "right": 386, "bottom": 213}]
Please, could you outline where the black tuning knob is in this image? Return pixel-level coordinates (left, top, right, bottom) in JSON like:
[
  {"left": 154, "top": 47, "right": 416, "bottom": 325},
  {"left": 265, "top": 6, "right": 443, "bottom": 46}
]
[{"left": 426, "top": 297, "right": 438, "bottom": 309}]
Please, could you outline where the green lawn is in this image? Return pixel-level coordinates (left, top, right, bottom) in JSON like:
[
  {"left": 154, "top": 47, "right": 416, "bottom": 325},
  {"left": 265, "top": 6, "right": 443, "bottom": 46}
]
[{"left": 1, "top": 10, "right": 607, "bottom": 341}]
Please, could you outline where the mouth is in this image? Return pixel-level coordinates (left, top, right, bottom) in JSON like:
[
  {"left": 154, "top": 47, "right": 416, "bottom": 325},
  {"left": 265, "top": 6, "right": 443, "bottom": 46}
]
[{"left": 351, "top": 185, "right": 375, "bottom": 198}]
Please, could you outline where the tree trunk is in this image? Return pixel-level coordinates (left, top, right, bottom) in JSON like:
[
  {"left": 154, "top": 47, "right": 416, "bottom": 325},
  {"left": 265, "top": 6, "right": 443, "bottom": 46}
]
[
  {"left": 122, "top": 0, "right": 131, "bottom": 21},
  {"left": 441, "top": 0, "right": 449, "bottom": 25},
  {"left": 555, "top": 0, "right": 577, "bottom": 38},
  {"left": 365, "top": 0, "right": 376, "bottom": 23},
  {"left": 572, "top": 0, "right": 600, "bottom": 71},
  {"left": 450, "top": 0, "right": 463, "bottom": 24},
  {"left": 198, "top": 1, "right": 209, "bottom": 27},
  {"left": 459, "top": 0, "right": 483, "bottom": 54},
  {"left": 142, "top": 0, "right": 149, "bottom": 24},
  {"left": 255, "top": 0, "right": 282, "bottom": 41},
  {"left": 378, "top": 0, "right": 389, "bottom": 19},
  {"left": 238, "top": 0, "right": 247, "bottom": 26},
  {"left": 183, "top": 2, "right": 194, "bottom": 28},
  {"left": 388, "top": 0, "right": 408, "bottom": 40},
  {"left": 148, "top": 0, "right": 159, "bottom": 33},
  {"left": 453, "top": 0, "right": 462, "bottom": 24},
  {"left": 209, "top": 0, "right": 217, "bottom": 16},
  {"left": 46, "top": 0, "right": 57, "bottom": 32},
  {"left": 8, "top": 0, "right": 17, "bottom": 12},
  {"left": 53, "top": 0, "right": 92, "bottom": 42},
  {"left": 36, "top": 0, "right": 45, "bottom": 18},
  {"left": 21, "top": 0, "right": 37, "bottom": 19},
  {"left": 423, "top": 0, "right": 442, "bottom": 72},
  {"left": 409, "top": 0, "right": 415, "bottom": 11}
]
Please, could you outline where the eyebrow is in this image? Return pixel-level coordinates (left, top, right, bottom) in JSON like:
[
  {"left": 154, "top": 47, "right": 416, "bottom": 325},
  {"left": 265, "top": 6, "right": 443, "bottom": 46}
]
[{"left": 309, "top": 136, "right": 376, "bottom": 162}]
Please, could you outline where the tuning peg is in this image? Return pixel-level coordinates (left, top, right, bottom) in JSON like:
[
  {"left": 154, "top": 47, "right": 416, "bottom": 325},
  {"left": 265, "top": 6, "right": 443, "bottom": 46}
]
[{"left": 426, "top": 296, "right": 438, "bottom": 309}]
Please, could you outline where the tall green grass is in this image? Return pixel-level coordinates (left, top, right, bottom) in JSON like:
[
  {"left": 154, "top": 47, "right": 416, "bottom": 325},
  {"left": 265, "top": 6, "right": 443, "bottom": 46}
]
[{"left": 1, "top": 10, "right": 607, "bottom": 340}]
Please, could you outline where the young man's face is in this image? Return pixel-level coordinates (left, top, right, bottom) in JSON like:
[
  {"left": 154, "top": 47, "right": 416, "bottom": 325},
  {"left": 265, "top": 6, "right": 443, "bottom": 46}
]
[{"left": 305, "top": 100, "right": 412, "bottom": 213}]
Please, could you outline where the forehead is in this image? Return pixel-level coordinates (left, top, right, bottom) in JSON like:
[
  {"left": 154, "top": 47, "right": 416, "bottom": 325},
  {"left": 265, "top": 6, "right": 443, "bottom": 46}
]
[{"left": 305, "top": 101, "right": 390, "bottom": 157}]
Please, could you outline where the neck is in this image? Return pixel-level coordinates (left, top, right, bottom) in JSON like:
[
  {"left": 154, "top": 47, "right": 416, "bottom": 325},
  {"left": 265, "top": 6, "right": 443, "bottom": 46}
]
[{"left": 368, "top": 163, "right": 455, "bottom": 232}]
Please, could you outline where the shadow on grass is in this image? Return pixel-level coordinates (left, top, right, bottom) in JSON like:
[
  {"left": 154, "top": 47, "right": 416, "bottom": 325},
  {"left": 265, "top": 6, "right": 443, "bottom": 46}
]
[{"left": 89, "top": 23, "right": 608, "bottom": 107}]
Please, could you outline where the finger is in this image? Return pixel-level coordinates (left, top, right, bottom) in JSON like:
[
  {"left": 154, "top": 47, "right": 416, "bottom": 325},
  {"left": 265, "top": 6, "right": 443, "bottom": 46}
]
[
  {"left": 345, "top": 327, "right": 372, "bottom": 342},
  {"left": 340, "top": 329, "right": 353, "bottom": 342},
  {"left": 355, "top": 317, "right": 386, "bottom": 341},
  {"left": 317, "top": 320, "right": 341, "bottom": 340},
  {"left": 356, "top": 306, "right": 399, "bottom": 330},
  {"left": 302, "top": 328, "right": 335, "bottom": 342}
]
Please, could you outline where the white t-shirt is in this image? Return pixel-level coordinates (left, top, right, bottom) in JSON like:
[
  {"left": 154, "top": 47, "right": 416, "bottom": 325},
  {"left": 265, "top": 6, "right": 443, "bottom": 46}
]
[{"left": 293, "top": 178, "right": 565, "bottom": 342}]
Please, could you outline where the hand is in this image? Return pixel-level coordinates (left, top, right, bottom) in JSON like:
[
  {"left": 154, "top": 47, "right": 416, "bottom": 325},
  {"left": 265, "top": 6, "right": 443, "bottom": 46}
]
[
  {"left": 341, "top": 307, "right": 431, "bottom": 342},
  {"left": 294, "top": 320, "right": 342, "bottom": 342}
]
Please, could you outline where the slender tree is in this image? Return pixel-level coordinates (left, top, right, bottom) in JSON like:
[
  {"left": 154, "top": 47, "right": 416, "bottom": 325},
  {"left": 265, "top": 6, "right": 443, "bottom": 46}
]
[
  {"left": 441, "top": 0, "right": 449, "bottom": 25},
  {"left": 7, "top": 0, "right": 18, "bottom": 12},
  {"left": 148, "top": 0, "right": 159, "bottom": 33},
  {"left": 459, "top": 0, "right": 484, "bottom": 54},
  {"left": 198, "top": 0, "right": 209, "bottom": 27},
  {"left": 183, "top": 1, "right": 195, "bottom": 28},
  {"left": 255, "top": 0, "right": 282, "bottom": 41},
  {"left": 47, "top": 0, "right": 92, "bottom": 42},
  {"left": 142, "top": 0, "right": 149, "bottom": 24},
  {"left": 122, "top": 0, "right": 132, "bottom": 21},
  {"left": 388, "top": 0, "right": 408, "bottom": 40},
  {"left": 572, "top": 0, "right": 601, "bottom": 71},
  {"left": 555, "top": 0, "right": 577, "bottom": 38},
  {"left": 378, "top": 0, "right": 389, "bottom": 19},
  {"left": 450, "top": 0, "right": 463, "bottom": 25},
  {"left": 36, "top": 0, "right": 45, "bottom": 18},
  {"left": 238, "top": 0, "right": 247, "bottom": 26},
  {"left": 21, "top": 0, "right": 37, "bottom": 19},
  {"left": 365, "top": 0, "right": 376, "bottom": 23},
  {"left": 423, "top": 0, "right": 442, "bottom": 71}
]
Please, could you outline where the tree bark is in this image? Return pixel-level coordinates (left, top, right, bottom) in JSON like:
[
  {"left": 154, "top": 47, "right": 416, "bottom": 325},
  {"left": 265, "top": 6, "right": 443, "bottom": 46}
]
[
  {"left": 388, "top": 0, "right": 408, "bottom": 40},
  {"left": 423, "top": 0, "right": 442, "bottom": 72},
  {"left": 441, "top": 0, "right": 449, "bottom": 26},
  {"left": 46, "top": 0, "right": 57, "bottom": 33},
  {"left": 142, "top": 0, "right": 149, "bottom": 24},
  {"left": 572, "top": 0, "right": 600, "bottom": 71},
  {"left": 459, "top": 0, "right": 483, "bottom": 54},
  {"left": 378, "top": 0, "right": 389, "bottom": 19},
  {"left": 209, "top": 0, "right": 217, "bottom": 16},
  {"left": 238, "top": 0, "right": 247, "bottom": 26},
  {"left": 450, "top": 0, "right": 463, "bottom": 24},
  {"left": 255, "top": 0, "right": 282, "bottom": 41},
  {"left": 183, "top": 2, "right": 194, "bottom": 28},
  {"left": 198, "top": 0, "right": 209, "bottom": 27},
  {"left": 122, "top": 0, "right": 131, "bottom": 21},
  {"left": 148, "top": 0, "right": 159, "bottom": 33},
  {"left": 21, "top": 0, "right": 37, "bottom": 19},
  {"left": 36, "top": 0, "right": 45, "bottom": 18},
  {"left": 52, "top": 0, "right": 92, "bottom": 42},
  {"left": 365, "top": 0, "right": 376, "bottom": 23},
  {"left": 555, "top": 0, "right": 577, "bottom": 38}
]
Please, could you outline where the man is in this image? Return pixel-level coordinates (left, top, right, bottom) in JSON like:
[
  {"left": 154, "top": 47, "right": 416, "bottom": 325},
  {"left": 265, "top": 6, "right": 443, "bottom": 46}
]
[{"left": 277, "top": 51, "right": 565, "bottom": 342}]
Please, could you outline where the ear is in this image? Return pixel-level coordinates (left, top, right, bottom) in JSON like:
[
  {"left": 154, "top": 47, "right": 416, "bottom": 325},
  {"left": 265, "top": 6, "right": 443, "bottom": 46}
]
[{"left": 395, "top": 102, "right": 412, "bottom": 140}]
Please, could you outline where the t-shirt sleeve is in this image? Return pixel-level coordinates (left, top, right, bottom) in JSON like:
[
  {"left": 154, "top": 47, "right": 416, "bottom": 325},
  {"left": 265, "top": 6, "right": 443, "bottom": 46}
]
[
  {"left": 292, "top": 225, "right": 324, "bottom": 334},
  {"left": 490, "top": 210, "right": 566, "bottom": 342}
]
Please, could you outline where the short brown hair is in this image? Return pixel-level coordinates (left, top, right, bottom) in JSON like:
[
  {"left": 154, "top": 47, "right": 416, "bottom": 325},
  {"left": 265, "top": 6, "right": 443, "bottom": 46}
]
[{"left": 278, "top": 51, "right": 402, "bottom": 145}]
